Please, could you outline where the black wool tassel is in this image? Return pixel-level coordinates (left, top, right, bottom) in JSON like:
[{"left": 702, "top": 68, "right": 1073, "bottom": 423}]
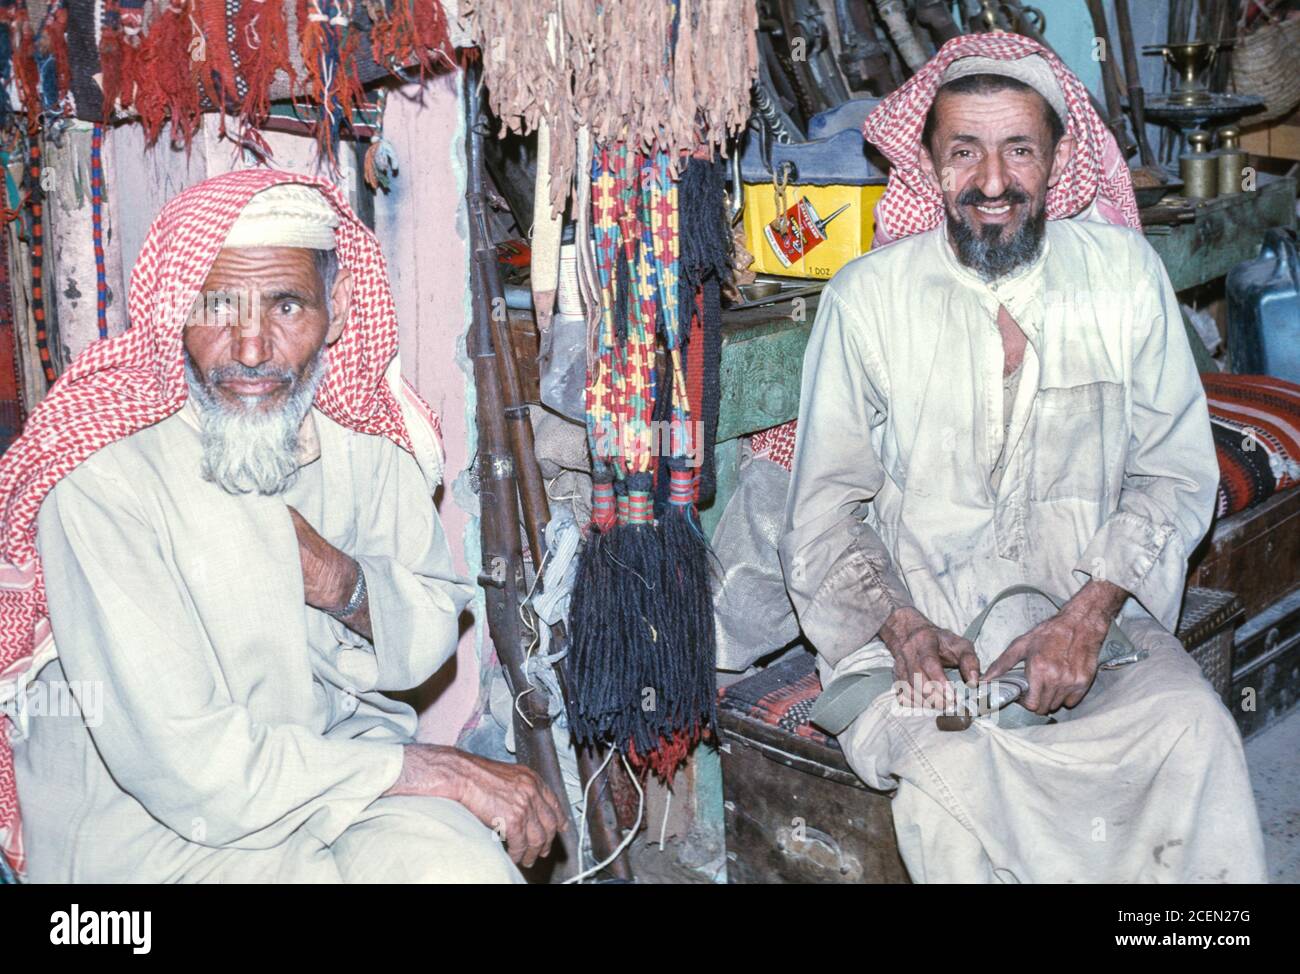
[{"left": 567, "top": 476, "right": 626, "bottom": 744}]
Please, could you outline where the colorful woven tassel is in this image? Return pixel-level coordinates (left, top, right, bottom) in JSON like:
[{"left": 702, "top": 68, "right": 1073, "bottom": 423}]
[{"left": 568, "top": 141, "right": 718, "bottom": 781}]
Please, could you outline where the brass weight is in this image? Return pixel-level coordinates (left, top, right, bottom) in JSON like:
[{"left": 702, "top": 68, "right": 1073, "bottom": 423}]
[
  {"left": 1217, "top": 126, "right": 1248, "bottom": 197},
  {"left": 1181, "top": 130, "right": 1218, "bottom": 200}
]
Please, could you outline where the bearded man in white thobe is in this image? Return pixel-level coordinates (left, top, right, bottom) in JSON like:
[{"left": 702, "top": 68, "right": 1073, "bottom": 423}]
[
  {"left": 781, "top": 38, "right": 1267, "bottom": 883},
  {"left": 4, "top": 172, "right": 564, "bottom": 883}
]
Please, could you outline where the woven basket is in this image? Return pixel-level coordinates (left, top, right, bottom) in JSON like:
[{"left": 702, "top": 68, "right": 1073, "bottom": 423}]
[{"left": 1230, "top": 14, "right": 1300, "bottom": 126}]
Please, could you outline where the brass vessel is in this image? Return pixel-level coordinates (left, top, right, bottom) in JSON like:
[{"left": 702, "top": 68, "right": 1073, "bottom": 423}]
[{"left": 1144, "top": 41, "right": 1233, "bottom": 107}]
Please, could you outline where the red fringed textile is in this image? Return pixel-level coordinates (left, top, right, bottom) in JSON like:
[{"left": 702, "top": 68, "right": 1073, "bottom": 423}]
[
  {"left": 7, "top": 13, "right": 40, "bottom": 134},
  {"left": 136, "top": 1, "right": 204, "bottom": 146},
  {"left": 37, "top": 6, "right": 73, "bottom": 115},
  {"left": 192, "top": 0, "right": 241, "bottom": 130},
  {"left": 371, "top": 0, "right": 455, "bottom": 77},
  {"left": 232, "top": 0, "right": 295, "bottom": 140},
  {"left": 98, "top": 1, "right": 125, "bottom": 121},
  {"left": 371, "top": 1, "right": 412, "bottom": 73},
  {"left": 87, "top": 3, "right": 454, "bottom": 163},
  {"left": 116, "top": 2, "right": 147, "bottom": 117},
  {"left": 409, "top": 0, "right": 454, "bottom": 71},
  {"left": 295, "top": 0, "right": 366, "bottom": 168}
]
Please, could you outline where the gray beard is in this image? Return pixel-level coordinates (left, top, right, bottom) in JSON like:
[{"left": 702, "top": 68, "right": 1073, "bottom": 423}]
[
  {"left": 184, "top": 349, "right": 328, "bottom": 496},
  {"left": 947, "top": 203, "right": 1047, "bottom": 282}
]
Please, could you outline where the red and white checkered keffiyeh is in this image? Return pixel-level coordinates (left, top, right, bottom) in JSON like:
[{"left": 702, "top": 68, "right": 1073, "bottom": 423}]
[
  {"left": 752, "top": 32, "right": 1143, "bottom": 474},
  {"left": 865, "top": 31, "right": 1141, "bottom": 245},
  {"left": 0, "top": 168, "right": 443, "bottom": 877}
]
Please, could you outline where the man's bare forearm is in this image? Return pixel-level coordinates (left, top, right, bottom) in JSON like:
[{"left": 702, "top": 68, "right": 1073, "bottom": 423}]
[
  {"left": 384, "top": 743, "right": 465, "bottom": 800},
  {"left": 1061, "top": 577, "right": 1129, "bottom": 628}
]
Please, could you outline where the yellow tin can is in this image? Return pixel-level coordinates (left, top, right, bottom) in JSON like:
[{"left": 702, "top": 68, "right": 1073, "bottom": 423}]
[{"left": 743, "top": 181, "right": 887, "bottom": 280}]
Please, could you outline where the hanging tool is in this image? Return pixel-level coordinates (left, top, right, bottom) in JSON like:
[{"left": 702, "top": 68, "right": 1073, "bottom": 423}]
[
  {"left": 1114, "top": 0, "right": 1161, "bottom": 172},
  {"left": 833, "top": 0, "right": 899, "bottom": 94},
  {"left": 915, "top": 0, "right": 962, "bottom": 44},
  {"left": 1083, "top": 0, "right": 1140, "bottom": 159},
  {"left": 874, "top": 0, "right": 929, "bottom": 74}
]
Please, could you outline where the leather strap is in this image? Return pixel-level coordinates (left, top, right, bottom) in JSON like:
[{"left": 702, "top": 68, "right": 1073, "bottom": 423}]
[
  {"left": 960, "top": 584, "right": 1139, "bottom": 663},
  {"left": 810, "top": 585, "right": 1145, "bottom": 736}
]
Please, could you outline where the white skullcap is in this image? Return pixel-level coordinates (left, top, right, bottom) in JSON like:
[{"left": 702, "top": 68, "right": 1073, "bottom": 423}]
[
  {"left": 223, "top": 183, "right": 339, "bottom": 250},
  {"left": 941, "top": 53, "right": 1068, "bottom": 125}
]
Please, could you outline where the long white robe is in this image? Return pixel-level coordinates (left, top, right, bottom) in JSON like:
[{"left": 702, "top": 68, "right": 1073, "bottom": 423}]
[
  {"left": 781, "top": 218, "right": 1268, "bottom": 883},
  {"left": 13, "top": 405, "right": 519, "bottom": 883}
]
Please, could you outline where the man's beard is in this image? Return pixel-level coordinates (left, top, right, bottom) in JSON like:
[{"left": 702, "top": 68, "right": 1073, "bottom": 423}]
[
  {"left": 946, "top": 185, "right": 1047, "bottom": 282},
  {"left": 184, "top": 349, "right": 328, "bottom": 496}
]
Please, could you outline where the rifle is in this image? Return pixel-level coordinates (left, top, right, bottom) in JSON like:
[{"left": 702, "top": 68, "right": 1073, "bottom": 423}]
[{"left": 465, "top": 63, "right": 632, "bottom": 881}]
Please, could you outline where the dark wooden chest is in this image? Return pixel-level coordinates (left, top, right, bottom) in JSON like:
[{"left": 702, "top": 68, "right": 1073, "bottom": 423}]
[{"left": 718, "top": 653, "right": 908, "bottom": 885}]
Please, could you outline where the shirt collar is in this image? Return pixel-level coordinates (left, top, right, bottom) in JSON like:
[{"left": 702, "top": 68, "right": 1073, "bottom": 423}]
[{"left": 180, "top": 397, "right": 323, "bottom": 468}]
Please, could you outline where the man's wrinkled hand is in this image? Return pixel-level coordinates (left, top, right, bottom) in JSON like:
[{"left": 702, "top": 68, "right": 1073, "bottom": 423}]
[
  {"left": 880, "top": 606, "right": 980, "bottom": 709},
  {"left": 388, "top": 744, "right": 569, "bottom": 869},
  {"left": 981, "top": 606, "right": 1108, "bottom": 714},
  {"left": 452, "top": 752, "right": 568, "bottom": 868}
]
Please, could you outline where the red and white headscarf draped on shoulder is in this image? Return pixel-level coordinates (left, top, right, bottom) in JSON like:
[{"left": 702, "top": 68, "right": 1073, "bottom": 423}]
[
  {"left": 865, "top": 30, "right": 1141, "bottom": 246},
  {"left": 0, "top": 168, "right": 444, "bottom": 876},
  {"left": 750, "top": 31, "right": 1143, "bottom": 469}
]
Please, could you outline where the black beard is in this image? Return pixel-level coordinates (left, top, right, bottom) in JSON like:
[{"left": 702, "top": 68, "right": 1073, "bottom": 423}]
[{"left": 946, "top": 189, "right": 1047, "bottom": 282}]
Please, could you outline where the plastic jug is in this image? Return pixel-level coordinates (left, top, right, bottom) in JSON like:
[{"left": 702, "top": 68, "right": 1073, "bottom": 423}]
[{"left": 1228, "top": 228, "right": 1300, "bottom": 382}]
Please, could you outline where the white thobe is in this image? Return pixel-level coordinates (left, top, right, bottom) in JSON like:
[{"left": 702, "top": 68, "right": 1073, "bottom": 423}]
[
  {"left": 13, "top": 405, "right": 520, "bottom": 883},
  {"left": 781, "top": 218, "right": 1267, "bottom": 883}
]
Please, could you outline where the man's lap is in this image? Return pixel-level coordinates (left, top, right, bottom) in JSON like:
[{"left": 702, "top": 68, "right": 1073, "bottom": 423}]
[
  {"left": 330, "top": 795, "right": 522, "bottom": 884},
  {"left": 836, "top": 618, "right": 1265, "bottom": 881},
  {"left": 170, "top": 795, "right": 520, "bottom": 884},
  {"left": 839, "top": 618, "right": 1239, "bottom": 798}
]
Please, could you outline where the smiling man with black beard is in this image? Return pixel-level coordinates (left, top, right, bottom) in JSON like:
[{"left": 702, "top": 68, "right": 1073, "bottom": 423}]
[{"left": 780, "top": 37, "right": 1267, "bottom": 883}]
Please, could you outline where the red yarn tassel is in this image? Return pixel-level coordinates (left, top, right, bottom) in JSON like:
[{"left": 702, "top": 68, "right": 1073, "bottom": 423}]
[
  {"left": 232, "top": 0, "right": 295, "bottom": 144},
  {"left": 117, "top": 7, "right": 145, "bottom": 116},
  {"left": 295, "top": 0, "right": 365, "bottom": 171},
  {"left": 37, "top": 8, "right": 74, "bottom": 115},
  {"left": 410, "top": 0, "right": 453, "bottom": 71},
  {"left": 375, "top": 0, "right": 452, "bottom": 78},
  {"left": 191, "top": 0, "right": 239, "bottom": 132},
  {"left": 295, "top": 0, "right": 329, "bottom": 159},
  {"left": 7, "top": 15, "right": 41, "bottom": 132},
  {"left": 628, "top": 729, "right": 701, "bottom": 782},
  {"left": 98, "top": 2, "right": 124, "bottom": 121},
  {"left": 336, "top": 22, "right": 365, "bottom": 124},
  {"left": 369, "top": 1, "right": 407, "bottom": 74},
  {"left": 137, "top": 1, "right": 202, "bottom": 146}
]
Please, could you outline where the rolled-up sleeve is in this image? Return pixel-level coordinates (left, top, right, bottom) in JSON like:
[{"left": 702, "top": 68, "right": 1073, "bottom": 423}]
[
  {"left": 36, "top": 473, "right": 406, "bottom": 851},
  {"left": 779, "top": 286, "right": 912, "bottom": 666},
  {"left": 1074, "top": 253, "right": 1218, "bottom": 629}
]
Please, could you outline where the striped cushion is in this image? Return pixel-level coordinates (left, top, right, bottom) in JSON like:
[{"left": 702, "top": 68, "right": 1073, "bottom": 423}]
[
  {"left": 1203, "top": 373, "right": 1300, "bottom": 517},
  {"left": 718, "top": 652, "right": 832, "bottom": 746}
]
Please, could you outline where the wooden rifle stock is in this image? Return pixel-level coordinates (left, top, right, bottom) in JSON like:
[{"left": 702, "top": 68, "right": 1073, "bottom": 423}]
[{"left": 465, "top": 64, "right": 632, "bottom": 881}]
